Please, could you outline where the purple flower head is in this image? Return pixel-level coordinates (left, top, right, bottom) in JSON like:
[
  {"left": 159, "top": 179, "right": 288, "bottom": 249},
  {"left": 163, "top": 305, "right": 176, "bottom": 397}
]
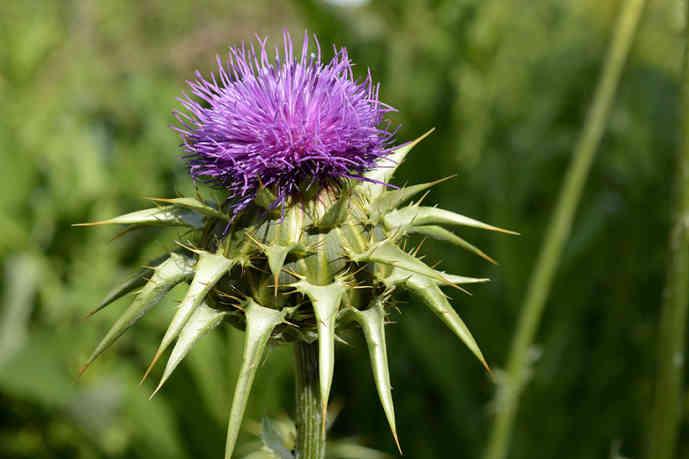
[{"left": 174, "top": 32, "right": 397, "bottom": 213}]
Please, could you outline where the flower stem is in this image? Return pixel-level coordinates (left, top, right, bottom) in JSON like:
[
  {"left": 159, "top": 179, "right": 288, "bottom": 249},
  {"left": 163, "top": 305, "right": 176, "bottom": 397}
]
[
  {"left": 483, "top": 1, "right": 646, "bottom": 459},
  {"left": 295, "top": 341, "right": 326, "bottom": 459},
  {"left": 646, "top": 5, "right": 689, "bottom": 459}
]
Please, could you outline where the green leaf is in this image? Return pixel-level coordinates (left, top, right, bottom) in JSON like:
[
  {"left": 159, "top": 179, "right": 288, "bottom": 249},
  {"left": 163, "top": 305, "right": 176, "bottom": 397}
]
[
  {"left": 225, "top": 300, "right": 286, "bottom": 459},
  {"left": 74, "top": 205, "right": 204, "bottom": 229},
  {"left": 147, "top": 197, "right": 229, "bottom": 221},
  {"left": 359, "top": 129, "right": 435, "bottom": 199},
  {"left": 407, "top": 225, "right": 497, "bottom": 264},
  {"left": 143, "top": 251, "right": 234, "bottom": 381},
  {"left": 87, "top": 254, "right": 169, "bottom": 317},
  {"left": 151, "top": 302, "right": 226, "bottom": 396},
  {"left": 349, "top": 301, "right": 402, "bottom": 454},
  {"left": 384, "top": 268, "right": 490, "bottom": 373},
  {"left": 80, "top": 253, "right": 195, "bottom": 375},
  {"left": 293, "top": 279, "right": 347, "bottom": 431},
  {"left": 384, "top": 206, "right": 518, "bottom": 235}
]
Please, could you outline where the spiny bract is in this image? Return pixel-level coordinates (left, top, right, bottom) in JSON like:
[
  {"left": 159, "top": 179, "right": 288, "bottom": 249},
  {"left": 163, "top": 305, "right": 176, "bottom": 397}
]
[{"left": 76, "top": 33, "right": 516, "bottom": 459}]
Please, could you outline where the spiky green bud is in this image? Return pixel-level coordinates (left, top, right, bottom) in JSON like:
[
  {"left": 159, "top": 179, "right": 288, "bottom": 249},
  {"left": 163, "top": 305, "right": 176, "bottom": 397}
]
[{"left": 76, "top": 132, "right": 516, "bottom": 458}]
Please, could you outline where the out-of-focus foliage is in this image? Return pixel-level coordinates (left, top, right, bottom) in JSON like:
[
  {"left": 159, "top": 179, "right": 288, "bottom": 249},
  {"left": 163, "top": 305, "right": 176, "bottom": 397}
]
[{"left": 0, "top": 0, "right": 685, "bottom": 458}]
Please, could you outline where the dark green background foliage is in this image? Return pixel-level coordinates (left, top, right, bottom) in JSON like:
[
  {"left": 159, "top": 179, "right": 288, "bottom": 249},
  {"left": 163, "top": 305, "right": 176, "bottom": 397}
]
[{"left": 0, "top": 1, "right": 685, "bottom": 458}]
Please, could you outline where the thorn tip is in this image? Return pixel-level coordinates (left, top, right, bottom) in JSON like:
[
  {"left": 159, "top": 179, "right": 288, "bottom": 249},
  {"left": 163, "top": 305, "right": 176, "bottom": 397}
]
[
  {"left": 140, "top": 349, "right": 163, "bottom": 384},
  {"left": 78, "top": 364, "right": 90, "bottom": 377},
  {"left": 392, "top": 429, "right": 403, "bottom": 455},
  {"left": 149, "top": 382, "right": 164, "bottom": 399}
]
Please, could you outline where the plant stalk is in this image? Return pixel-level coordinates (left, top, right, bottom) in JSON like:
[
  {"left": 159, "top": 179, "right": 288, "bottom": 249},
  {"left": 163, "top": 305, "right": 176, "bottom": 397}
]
[
  {"left": 646, "top": 4, "right": 689, "bottom": 459},
  {"left": 295, "top": 341, "right": 326, "bottom": 459},
  {"left": 484, "top": 1, "right": 646, "bottom": 458}
]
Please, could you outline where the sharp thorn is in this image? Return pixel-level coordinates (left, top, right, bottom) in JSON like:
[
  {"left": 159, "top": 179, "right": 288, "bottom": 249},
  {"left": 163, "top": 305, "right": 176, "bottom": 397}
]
[
  {"left": 392, "top": 429, "right": 403, "bottom": 455},
  {"left": 78, "top": 363, "right": 90, "bottom": 377},
  {"left": 140, "top": 349, "right": 164, "bottom": 385},
  {"left": 174, "top": 240, "right": 200, "bottom": 254},
  {"left": 482, "top": 359, "right": 493, "bottom": 377},
  {"left": 111, "top": 226, "right": 139, "bottom": 242},
  {"left": 149, "top": 381, "right": 164, "bottom": 400},
  {"left": 445, "top": 282, "right": 472, "bottom": 295}
]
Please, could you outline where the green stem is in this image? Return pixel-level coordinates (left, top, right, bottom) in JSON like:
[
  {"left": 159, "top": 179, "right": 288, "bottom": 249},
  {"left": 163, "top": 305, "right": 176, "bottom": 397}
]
[
  {"left": 483, "top": 1, "right": 646, "bottom": 459},
  {"left": 295, "top": 341, "right": 326, "bottom": 459},
  {"left": 646, "top": 6, "right": 689, "bottom": 459}
]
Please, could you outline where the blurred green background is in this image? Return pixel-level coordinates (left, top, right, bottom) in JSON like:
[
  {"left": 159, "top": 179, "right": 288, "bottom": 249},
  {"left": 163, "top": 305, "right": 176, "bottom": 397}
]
[{"left": 0, "top": 0, "right": 686, "bottom": 458}]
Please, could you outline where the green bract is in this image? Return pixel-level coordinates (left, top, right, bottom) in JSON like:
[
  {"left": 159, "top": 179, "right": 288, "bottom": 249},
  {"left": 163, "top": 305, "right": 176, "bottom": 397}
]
[{"left": 78, "top": 131, "right": 516, "bottom": 458}]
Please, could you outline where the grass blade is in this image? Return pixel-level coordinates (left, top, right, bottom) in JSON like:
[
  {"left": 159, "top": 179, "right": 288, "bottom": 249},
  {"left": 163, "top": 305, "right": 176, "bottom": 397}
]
[
  {"left": 646, "top": 4, "right": 689, "bottom": 458},
  {"left": 484, "top": 1, "right": 647, "bottom": 457}
]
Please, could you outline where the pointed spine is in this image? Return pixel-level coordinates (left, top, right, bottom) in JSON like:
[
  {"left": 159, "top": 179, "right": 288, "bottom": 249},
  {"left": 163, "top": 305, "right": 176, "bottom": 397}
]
[
  {"left": 359, "top": 129, "right": 435, "bottom": 199},
  {"left": 143, "top": 251, "right": 234, "bottom": 381},
  {"left": 385, "top": 268, "right": 490, "bottom": 373},
  {"left": 152, "top": 303, "right": 227, "bottom": 396},
  {"left": 74, "top": 205, "right": 204, "bottom": 229},
  {"left": 87, "top": 254, "right": 168, "bottom": 317},
  {"left": 265, "top": 245, "right": 292, "bottom": 295},
  {"left": 349, "top": 240, "right": 452, "bottom": 286},
  {"left": 146, "top": 197, "right": 229, "bottom": 221},
  {"left": 369, "top": 176, "right": 454, "bottom": 218},
  {"left": 224, "top": 299, "right": 286, "bottom": 459},
  {"left": 384, "top": 206, "right": 518, "bottom": 235},
  {"left": 407, "top": 225, "right": 497, "bottom": 264},
  {"left": 349, "top": 301, "right": 402, "bottom": 453},
  {"left": 80, "top": 253, "right": 194, "bottom": 374},
  {"left": 294, "top": 280, "right": 347, "bottom": 433},
  {"left": 264, "top": 205, "right": 306, "bottom": 293}
]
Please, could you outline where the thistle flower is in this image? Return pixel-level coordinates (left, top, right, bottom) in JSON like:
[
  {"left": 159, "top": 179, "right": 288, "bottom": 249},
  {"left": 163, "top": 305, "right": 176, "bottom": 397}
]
[
  {"left": 175, "top": 32, "right": 396, "bottom": 213},
  {"left": 77, "top": 32, "right": 516, "bottom": 459}
]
